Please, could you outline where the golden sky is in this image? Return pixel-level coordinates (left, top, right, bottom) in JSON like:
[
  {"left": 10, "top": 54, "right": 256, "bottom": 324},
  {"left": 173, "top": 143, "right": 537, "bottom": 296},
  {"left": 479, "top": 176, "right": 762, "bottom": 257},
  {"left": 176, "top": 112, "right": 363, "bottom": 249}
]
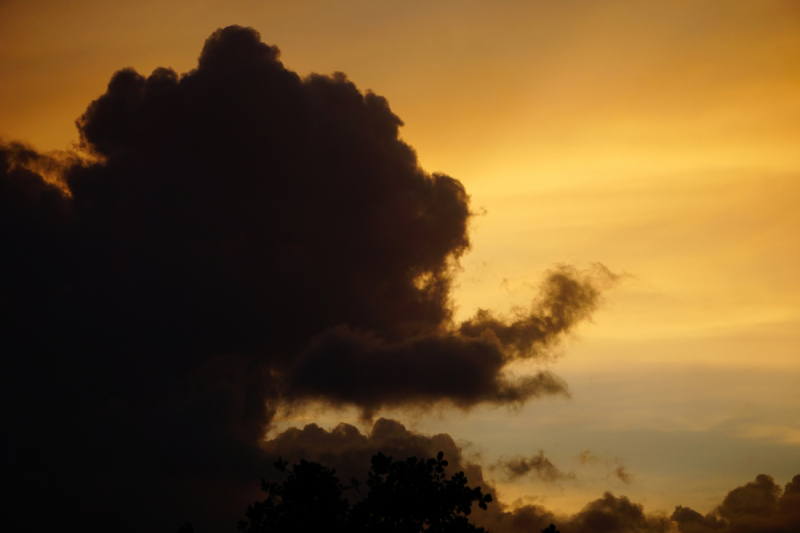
[{"left": 2, "top": 0, "right": 799, "bottom": 522}]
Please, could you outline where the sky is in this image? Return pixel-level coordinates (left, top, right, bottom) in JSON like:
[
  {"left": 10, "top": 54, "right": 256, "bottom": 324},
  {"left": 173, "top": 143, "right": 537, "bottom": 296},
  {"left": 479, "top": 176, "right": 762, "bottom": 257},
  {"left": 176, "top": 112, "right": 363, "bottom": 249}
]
[{"left": 1, "top": 1, "right": 799, "bottom": 532}]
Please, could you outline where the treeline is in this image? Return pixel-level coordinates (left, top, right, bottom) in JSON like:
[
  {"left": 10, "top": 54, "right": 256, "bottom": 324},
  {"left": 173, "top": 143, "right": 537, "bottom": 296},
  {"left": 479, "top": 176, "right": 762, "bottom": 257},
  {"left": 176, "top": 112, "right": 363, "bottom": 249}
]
[{"left": 180, "top": 452, "right": 560, "bottom": 533}]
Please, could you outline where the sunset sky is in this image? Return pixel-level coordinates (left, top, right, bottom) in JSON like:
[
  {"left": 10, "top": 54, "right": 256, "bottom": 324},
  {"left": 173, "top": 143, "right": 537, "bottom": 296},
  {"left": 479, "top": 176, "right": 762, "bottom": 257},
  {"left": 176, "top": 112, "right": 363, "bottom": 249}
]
[{"left": 2, "top": 1, "right": 799, "bottom": 531}]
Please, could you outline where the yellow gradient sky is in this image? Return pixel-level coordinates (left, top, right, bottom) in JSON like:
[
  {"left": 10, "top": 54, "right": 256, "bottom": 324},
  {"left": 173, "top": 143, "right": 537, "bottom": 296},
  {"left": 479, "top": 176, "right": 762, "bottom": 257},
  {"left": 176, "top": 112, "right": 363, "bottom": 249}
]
[{"left": 2, "top": 0, "right": 798, "bottom": 516}]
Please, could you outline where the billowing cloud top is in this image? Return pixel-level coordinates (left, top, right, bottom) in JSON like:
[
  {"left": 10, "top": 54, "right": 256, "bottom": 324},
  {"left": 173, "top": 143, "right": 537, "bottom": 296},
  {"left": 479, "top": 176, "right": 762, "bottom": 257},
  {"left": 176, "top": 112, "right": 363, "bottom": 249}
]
[{"left": 1, "top": 26, "right": 613, "bottom": 531}]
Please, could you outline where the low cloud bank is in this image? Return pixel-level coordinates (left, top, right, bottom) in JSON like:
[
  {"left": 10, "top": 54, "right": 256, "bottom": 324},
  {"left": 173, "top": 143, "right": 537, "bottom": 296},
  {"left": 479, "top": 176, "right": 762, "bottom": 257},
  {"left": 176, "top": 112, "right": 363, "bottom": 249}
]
[
  {"left": 672, "top": 473, "right": 800, "bottom": 533},
  {"left": 260, "top": 420, "right": 800, "bottom": 533}
]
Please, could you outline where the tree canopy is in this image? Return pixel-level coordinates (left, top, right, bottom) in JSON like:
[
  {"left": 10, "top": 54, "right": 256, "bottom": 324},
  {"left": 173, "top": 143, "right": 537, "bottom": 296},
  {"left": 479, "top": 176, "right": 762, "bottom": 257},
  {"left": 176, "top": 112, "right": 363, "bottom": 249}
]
[{"left": 237, "top": 451, "right": 492, "bottom": 533}]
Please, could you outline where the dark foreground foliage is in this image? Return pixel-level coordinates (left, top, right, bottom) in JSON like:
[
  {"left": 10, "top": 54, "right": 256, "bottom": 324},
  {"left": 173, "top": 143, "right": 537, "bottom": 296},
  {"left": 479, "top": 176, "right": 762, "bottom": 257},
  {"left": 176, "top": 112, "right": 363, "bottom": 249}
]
[{"left": 237, "top": 452, "right": 493, "bottom": 533}]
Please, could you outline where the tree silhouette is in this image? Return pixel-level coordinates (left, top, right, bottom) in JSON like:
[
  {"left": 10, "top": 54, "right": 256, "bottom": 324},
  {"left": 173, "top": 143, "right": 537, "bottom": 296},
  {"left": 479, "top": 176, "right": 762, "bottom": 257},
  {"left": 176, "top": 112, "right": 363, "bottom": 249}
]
[{"left": 237, "top": 452, "right": 492, "bottom": 533}]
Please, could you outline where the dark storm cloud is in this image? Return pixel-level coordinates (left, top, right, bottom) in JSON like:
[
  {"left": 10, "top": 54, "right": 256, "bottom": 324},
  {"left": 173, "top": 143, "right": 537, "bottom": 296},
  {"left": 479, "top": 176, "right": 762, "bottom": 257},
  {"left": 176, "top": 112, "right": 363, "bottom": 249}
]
[
  {"left": 491, "top": 451, "right": 573, "bottom": 482},
  {"left": 285, "top": 263, "right": 614, "bottom": 417},
  {"left": 284, "top": 324, "right": 572, "bottom": 418},
  {"left": 1, "top": 25, "right": 611, "bottom": 531}
]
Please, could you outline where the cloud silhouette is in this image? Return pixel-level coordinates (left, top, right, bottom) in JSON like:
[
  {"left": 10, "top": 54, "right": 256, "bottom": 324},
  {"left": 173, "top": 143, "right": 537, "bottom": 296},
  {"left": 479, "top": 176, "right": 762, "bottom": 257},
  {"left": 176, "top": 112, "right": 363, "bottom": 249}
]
[
  {"left": 672, "top": 474, "right": 800, "bottom": 533},
  {"left": 1, "top": 25, "right": 613, "bottom": 531},
  {"left": 564, "top": 493, "right": 674, "bottom": 533},
  {"left": 261, "top": 418, "right": 487, "bottom": 494},
  {"left": 258, "top": 420, "right": 652, "bottom": 533},
  {"left": 258, "top": 421, "right": 800, "bottom": 533},
  {"left": 492, "top": 451, "right": 573, "bottom": 482}
]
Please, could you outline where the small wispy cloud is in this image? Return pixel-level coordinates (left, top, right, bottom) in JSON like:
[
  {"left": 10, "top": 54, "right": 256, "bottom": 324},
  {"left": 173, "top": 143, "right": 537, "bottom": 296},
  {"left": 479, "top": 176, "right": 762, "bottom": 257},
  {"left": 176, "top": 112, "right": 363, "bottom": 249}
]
[
  {"left": 492, "top": 451, "right": 575, "bottom": 482},
  {"left": 577, "top": 449, "right": 633, "bottom": 484}
]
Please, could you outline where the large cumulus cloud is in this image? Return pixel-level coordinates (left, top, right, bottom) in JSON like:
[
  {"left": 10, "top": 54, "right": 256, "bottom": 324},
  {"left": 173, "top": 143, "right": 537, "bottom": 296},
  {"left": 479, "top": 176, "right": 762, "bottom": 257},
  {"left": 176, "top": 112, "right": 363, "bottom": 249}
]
[{"left": 1, "top": 26, "right": 614, "bottom": 532}]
